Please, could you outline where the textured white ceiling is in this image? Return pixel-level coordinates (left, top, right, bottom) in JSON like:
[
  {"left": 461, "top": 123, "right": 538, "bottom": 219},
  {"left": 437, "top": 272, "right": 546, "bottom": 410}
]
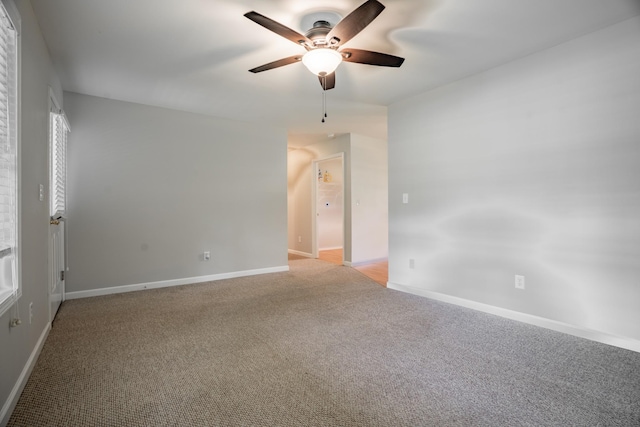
[{"left": 30, "top": 0, "right": 640, "bottom": 145}]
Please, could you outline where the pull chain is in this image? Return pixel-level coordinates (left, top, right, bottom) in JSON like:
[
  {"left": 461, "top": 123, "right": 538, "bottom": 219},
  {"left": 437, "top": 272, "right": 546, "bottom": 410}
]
[
  {"left": 321, "top": 75, "right": 326, "bottom": 123},
  {"left": 321, "top": 75, "right": 328, "bottom": 123},
  {"left": 324, "top": 85, "right": 328, "bottom": 119}
]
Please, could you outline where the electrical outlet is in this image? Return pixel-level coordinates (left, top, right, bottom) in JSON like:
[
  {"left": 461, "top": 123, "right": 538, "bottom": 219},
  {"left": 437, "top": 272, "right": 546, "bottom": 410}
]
[
  {"left": 515, "top": 275, "right": 525, "bottom": 290},
  {"left": 204, "top": 251, "right": 211, "bottom": 261},
  {"left": 298, "top": 236, "right": 302, "bottom": 243},
  {"left": 409, "top": 259, "right": 415, "bottom": 269},
  {"left": 29, "top": 302, "right": 33, "bottom": 324},
  {"left": 402, "top": 193, "right": 409, "bottom": 204}
]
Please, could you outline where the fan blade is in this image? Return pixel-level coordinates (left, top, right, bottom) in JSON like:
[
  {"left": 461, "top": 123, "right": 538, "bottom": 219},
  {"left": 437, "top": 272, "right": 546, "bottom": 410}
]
[
  {"left": 244, "top": 11, "right": 311, "bottom": 47},
  {"left": 318, "top": 72, "right": 336, "bottom": 90},
  {"left": 341, "top": 49, "right": 404, "bottom": 67},
  {"left": 326, "top": 0, "right": 385, "bottom": 46},
  {"left": 249, "top": 55, "right": 302, "bottom": 73}
]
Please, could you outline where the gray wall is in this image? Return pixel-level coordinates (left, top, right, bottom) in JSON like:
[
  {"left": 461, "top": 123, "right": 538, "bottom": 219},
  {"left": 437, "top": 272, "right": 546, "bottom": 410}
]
[
  {"left": 388, "top": 16, "right": 640, "bottom": 342},
  {"left": 1, "top": 0, "right": 63, "bottom": 422},
  {"left": 65, "top": 92, "right": 288, "bottom": 293},
  {"left": 351, "top": 134, "right": 388, "bottom": 264}
]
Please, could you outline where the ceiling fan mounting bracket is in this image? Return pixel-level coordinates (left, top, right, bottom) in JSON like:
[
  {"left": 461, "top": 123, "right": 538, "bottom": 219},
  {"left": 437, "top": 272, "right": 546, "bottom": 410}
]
[
  {"left": 305, "top": 20, "right": 332, "bottom": 46},
  {"left": 304, "top": 21, "right": 341, "bottom": 49}
]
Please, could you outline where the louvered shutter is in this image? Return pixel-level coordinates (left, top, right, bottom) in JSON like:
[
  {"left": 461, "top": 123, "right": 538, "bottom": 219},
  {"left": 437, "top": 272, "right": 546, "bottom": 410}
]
[
  {"left": 50, "top": 110, "right": 69, "bottom": 218},
  {"left": 0, "top": 1, "right": 19, "bottom": 315}
]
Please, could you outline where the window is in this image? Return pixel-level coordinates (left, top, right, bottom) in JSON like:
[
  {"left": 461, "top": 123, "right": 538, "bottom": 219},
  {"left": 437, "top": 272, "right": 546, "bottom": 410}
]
[
  {"left": 0, "top": 0, "right": 18, "bottom": 316},
  {"left": 49, "top": 97, "right": 69, "bottom": 219}
]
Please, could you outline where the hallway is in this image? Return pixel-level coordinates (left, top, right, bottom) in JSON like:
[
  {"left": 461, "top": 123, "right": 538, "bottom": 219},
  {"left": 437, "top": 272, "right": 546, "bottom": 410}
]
[
  {"left": 320, "top": 249, "right": 388, "bottom": 287},
  {"left": 288, "top": 250, "right": 388, "bottom": 287}
]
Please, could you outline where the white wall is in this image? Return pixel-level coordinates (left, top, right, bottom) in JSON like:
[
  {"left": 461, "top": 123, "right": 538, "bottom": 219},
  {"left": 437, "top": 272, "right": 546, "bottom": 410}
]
[
  {"left": 351, "top": 134, "right": 388, "bottom": 264},
  {"left": 1, "top": 0, "right": 63, "bottom": 423},
  {"left": 64, "top": 92, "right": 288, "bottom": 294},
  {"left": 317, "top": 157, "right": 343, "bottom": 250},
  {"left": 388, "top": 16, "right": 640, "bottom": 346}
]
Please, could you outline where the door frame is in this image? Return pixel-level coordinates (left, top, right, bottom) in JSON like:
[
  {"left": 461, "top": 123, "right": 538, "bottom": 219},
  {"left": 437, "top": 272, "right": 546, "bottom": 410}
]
[
  {"left": 48, "top": 88, "right": 67, "bottom": 323},
  {"left": 311, "top": 153, "right": 345, "bottom": 263}
]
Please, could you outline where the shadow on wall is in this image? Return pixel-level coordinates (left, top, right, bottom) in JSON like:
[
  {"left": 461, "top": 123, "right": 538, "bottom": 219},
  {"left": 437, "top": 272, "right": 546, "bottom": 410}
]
[
  {"left": 288, "top": 148, "right": 315, "bottom": 191},
  {"left": 420, "top": 204, "right": 587, "bottom": 325}
]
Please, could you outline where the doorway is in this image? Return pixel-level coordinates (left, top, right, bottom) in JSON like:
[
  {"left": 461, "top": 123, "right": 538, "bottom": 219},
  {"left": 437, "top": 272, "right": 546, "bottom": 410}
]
[
  {"left": 48, "top": 90, "right": 68, "bottom": 323},
  {"left": 49, "top": 220, "right": 65, "bottom": 321},
  {"left": 312, "top": 154, "right": 345, "bottom": 265}
]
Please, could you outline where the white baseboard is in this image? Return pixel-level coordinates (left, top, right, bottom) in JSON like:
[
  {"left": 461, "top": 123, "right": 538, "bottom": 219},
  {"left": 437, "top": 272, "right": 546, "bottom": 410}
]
[
  {"left": 319, "top": 246, "right": 343, "bottom": 251},
  {"left": 348, "top": 257, "right": 388, "bottom": 267},
  {"left": 387, "top": 282, "right": 640, "bottom": 354},
  {"left": 288, "top": 249, "right": 313, "bottom": 258},
  {"left": 65, "top": 265, "right": 290, "bottom": 300},
  {"left": 1, "top": 322, "right": 51, "bottom": 427}
]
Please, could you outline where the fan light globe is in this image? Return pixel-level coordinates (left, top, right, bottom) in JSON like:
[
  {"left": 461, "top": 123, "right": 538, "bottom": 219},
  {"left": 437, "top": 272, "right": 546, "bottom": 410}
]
[{"left": 302, "top": 48, "right": 342, "bottom": 76}]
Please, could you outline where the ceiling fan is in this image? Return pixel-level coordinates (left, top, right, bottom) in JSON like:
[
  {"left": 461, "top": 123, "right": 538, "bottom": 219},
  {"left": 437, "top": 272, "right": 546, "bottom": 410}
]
[{"left": 244, "top": 0, "right": 405, "bottom": 91}]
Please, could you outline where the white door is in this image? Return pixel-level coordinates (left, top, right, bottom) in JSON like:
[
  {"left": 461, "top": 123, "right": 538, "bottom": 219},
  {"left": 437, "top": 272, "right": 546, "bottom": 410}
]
[
  {"left": 49, "top": 91, "right": 69, "bottom": 323},
  {"left": 49, "top": 218, "right": 64, "bottom": 322}
]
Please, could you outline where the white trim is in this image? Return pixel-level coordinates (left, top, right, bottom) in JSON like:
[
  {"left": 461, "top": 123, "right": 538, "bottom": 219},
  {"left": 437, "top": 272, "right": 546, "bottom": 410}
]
[
  {"left": 348, "top": 257, "right": 387, "bottom": 267},
  {"left": 288, "top": 249, "right": 312, "bottom": 258},
  {"left": 318, "top": 246, "right": 343, "bottom": 251},
  {"left": 65, "top": 265, "right": 290, "bottom": 300},
  {"left": 387, "top": 282, "right": 640, "bottom": 354},
  {"left": 0, "top": 0, "right": 21, "bottom": 319},
  {"left": 0, "top": 1, "right": 19, "bottom": 33},
  {"left": 47, "top": 88, "right": 68, "bottom": 322},
  {"left": 0, "top": 287, "right": 19, "bottom": 318},
  {"left": 48, "top": 91, "right": 70, "bottom": 131},
  {"left": 1, "top": 322, "right": 51, "bottom": 427},
  {"left": 48, "top": 86, "right": 60, "bottom": 110}
]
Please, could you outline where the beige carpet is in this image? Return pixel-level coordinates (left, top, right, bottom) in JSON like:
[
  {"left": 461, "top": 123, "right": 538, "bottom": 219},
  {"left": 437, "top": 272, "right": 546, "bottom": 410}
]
[{"left": 9, "top": 259, "right": 640, "bottom": 426}]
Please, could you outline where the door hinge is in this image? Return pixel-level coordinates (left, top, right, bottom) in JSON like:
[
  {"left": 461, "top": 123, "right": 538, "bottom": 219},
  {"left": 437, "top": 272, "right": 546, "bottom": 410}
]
[{"left": 60, "top": 271, "right": 65, "bottom": 281}]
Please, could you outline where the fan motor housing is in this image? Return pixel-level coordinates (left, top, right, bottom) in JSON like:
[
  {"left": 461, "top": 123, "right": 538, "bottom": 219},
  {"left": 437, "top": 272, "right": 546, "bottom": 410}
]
[{"left": 305, "top": 20, "right": 334, "bottom": 46}]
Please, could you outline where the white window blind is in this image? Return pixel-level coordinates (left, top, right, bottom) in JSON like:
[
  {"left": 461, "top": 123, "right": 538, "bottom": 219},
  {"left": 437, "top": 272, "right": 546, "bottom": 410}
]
[
  {"left": 49, "top": 108, "right": 68, "bottom": 218},
  {"left": 0, "top": 0, "right": 19, "bottom": 316}
]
